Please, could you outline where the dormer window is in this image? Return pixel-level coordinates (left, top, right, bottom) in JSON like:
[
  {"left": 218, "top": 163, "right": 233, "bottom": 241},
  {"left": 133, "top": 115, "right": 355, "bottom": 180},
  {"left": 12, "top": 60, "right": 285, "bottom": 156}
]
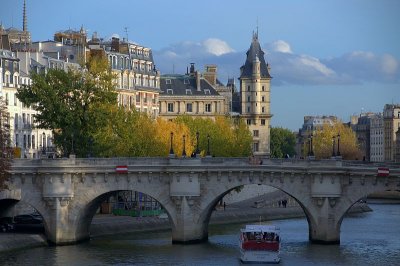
[
  {"left": 186, "top": 89, "right": 192, "bottom": 95},
  {"left": 167, "top": 89, "right": 173, "bottom": 94},
  {"left": 204, "top": 89, "right": 211, "bottom": 95},
  {"left": 166, "top": 79, "right": 171, "bottom": 84},
  {"left": 184, "top": 78, "right": 189, "bottom": 84}
]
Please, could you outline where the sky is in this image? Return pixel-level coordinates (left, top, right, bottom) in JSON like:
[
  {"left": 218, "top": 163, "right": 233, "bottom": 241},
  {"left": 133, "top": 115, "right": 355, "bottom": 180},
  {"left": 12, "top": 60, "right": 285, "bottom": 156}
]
[{"left": 1, "top": 0, "right": 399, "bottom": 130}]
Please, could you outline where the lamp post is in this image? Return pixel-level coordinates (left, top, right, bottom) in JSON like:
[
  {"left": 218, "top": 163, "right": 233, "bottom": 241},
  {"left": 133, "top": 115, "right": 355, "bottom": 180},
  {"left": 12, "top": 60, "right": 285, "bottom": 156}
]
[
  {"left": 169, "top": 132, "right": 174, "bottom": 156},
  {"left": 195, "top": 131, "right": 200, "bottom": 156},
  {"left": 206, "top": 134, "right": 211, "bottom": 157},
  {"left": 310, "top": 134, "right": 314, "bottom": 156},
  {"left": 182, "top": 134, "right": 186, "bottom": 157},
  {"left": 337, "top": 133, "right": 341, "bottom": 156},
  {"left": 332, "top": 135, "right": 336, "bottom": 157}
]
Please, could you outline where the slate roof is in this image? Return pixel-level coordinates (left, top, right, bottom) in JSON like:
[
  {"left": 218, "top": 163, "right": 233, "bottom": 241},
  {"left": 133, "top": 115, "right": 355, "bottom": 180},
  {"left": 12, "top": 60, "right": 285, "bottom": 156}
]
[
  {"left": 240, "top": 33, "right": 271, "bottom": 79},
  {"left": 160, "top": 74, "right": 221, "bottom": 96}
]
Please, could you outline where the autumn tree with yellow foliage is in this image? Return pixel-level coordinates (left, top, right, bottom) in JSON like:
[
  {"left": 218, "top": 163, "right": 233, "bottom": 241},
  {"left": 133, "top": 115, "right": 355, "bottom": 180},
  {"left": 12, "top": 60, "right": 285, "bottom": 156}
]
[{"left": 304, "top": 122, "right": 362, "bottom": 160}]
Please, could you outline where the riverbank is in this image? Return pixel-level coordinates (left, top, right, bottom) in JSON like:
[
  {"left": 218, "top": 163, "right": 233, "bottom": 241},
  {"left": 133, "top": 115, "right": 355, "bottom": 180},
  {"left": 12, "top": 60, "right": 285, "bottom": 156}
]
[{"left": 0, "top": 200, "right": 371, "bottom": 253}]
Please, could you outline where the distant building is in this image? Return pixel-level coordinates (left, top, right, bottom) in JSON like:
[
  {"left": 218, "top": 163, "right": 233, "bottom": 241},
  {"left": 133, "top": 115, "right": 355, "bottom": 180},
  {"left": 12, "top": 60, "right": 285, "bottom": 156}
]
[
  {"left": 352, "top": 112, "right": 377, "bottom": 161},
  {"left": 383, "top": 104, "right": 400, "bottom": 162},
  {"left": 88, "top": 35, "right": 161, "bottom": 118},
  {"left": 295, "top": 116, "right": 337, "bottom": 157},
  {"left": 1, "top": 48, "right": 54, "bottom": 158},
  {"left": 369, "top": 114, "right": 384, "bottom": 162},
  {"left": 239, "top": 31, "right": 272, "bottom": 157},
  {"left": 0, "top": 0, "right": 31, "bottom": 51},
  {"left": 158, "top": 63, "right": 226, "bottom": 120},
  {"left": 395, "top": 129, "right": 400, "bottom": 163}
]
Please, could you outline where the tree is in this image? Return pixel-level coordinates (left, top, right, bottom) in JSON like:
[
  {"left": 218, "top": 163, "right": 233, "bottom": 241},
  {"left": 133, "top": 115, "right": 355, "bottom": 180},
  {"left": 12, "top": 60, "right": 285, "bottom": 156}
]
[
  {"left": 270, "top": 127, "right": 296, "bottom": 158},
  {"left": 309, "top": 122, "right": 361, "bottom": 160},
  {"left": 94, "top": 106, "right": 166, "bottom": 157},
  {"left": 17, "top": 56, "right": 117, "bottom": 157},
  {"left": 0, "top": 97, "right": 12, "bottom": 188}
]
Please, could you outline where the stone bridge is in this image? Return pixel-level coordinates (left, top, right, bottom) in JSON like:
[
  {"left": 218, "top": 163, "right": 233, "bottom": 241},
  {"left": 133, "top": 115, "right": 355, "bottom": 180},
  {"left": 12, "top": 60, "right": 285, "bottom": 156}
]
[{"left": 1, "top": 157, "right": 399, "bottom": 245}]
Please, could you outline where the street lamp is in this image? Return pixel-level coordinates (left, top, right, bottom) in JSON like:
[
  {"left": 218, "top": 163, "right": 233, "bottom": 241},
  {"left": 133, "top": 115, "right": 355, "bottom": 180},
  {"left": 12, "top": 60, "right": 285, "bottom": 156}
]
[
  {"left": 337, "top": 133, "right": 341, "bottom": 156},
  {"left": 195, "top": 131, "right": 200, "bottom": 156},
  {"left": 332, "top": 135, "right": 336, "bottom": 157},
  {"left": 206, "top": 134, "right": 211, "bottom": 157},
  {"left": 182, "top": 135, "right": 186, "bottom": 157},
  {"left": 169, "top": 132, "right": 174, "bottom": 156},
  {"left": 310, "top": 134, "right": 314, "bottom": 156}
]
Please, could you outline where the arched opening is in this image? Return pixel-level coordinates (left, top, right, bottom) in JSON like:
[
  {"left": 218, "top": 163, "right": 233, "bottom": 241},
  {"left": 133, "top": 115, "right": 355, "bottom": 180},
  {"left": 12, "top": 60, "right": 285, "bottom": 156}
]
[
  {"left": 72, "top": 189, "right": 175, "bottom": 242},
  {"left": 0, "top": 198, "right": 45, "bottom": 234},
  {"left": 199, "top": 184, "right": 314, "bottom": 244}
]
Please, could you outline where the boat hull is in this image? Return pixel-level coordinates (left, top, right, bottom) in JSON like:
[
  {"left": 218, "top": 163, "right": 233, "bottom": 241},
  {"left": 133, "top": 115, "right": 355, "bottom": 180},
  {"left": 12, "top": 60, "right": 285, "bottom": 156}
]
[{"left": 240, "top": 249, "right": 280, "bottom": 264}]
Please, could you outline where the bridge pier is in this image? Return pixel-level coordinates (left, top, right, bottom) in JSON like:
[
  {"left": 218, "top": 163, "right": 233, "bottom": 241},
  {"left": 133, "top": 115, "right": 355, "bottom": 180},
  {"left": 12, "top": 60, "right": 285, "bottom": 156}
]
[
  {"left": 308, "top": 197, "right": 341, "bottom": 244},
  {"left": 44, "top": 197, "right": 87, "bottom": 245},
  {"left": 171, "top": 196, "right": 208, "bottom": 244}
]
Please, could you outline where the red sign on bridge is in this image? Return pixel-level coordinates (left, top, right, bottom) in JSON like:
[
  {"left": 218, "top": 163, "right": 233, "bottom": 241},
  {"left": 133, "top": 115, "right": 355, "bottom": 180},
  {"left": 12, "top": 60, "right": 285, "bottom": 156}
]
[
  {"left": 377, "top": 167, "right": 389, "bottom": 177},
  {"left": 115, "top": 165, "right": 128, "bottom": 174}
]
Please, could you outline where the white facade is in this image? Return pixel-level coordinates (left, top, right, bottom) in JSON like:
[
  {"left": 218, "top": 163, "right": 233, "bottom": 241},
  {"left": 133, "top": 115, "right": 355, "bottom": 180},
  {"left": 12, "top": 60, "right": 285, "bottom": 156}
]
[
  {"left": 369, "top": 114, "right": 384, "bottom": 162},
  {"left": 1, "top": 49, "right": 54, "bottom": 158}
]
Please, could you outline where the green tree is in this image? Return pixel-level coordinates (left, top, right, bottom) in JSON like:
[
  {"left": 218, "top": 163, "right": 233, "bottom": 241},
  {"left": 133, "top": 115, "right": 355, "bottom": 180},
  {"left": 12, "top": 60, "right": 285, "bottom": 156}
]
[
  {"left": 0, "top": 97, "right": 12, "bottom": 188},
  {"left": 270, "top": 127, "right": 296, "bottom": 158},
  {"left": 311, "top": 122, "right": 361, "bottom": 160},
  {"left": 94, "top": 106, "right": 166, "bottom": 157},
  {"left": 17, "top": 56, "right": 117, "bottom": 157}
]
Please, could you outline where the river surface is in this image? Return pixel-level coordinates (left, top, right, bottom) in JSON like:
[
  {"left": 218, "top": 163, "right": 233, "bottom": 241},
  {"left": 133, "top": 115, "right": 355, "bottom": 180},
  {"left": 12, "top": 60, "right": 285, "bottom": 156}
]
[{"left": 0, "top": 203, "right": 399, "bottom": 266}]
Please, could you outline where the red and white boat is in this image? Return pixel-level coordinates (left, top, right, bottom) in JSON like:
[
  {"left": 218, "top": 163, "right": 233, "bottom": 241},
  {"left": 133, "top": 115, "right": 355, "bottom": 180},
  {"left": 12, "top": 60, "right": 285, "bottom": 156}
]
[{"left": 239, "top": 224, "right": 281, "bottom": 264}]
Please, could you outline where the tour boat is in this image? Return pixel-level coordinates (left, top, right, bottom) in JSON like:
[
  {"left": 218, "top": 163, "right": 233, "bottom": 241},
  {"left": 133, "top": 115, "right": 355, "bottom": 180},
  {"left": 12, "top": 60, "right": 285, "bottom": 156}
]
[{"left": 239, "top": 224, "right": 281, "bottom": 264}]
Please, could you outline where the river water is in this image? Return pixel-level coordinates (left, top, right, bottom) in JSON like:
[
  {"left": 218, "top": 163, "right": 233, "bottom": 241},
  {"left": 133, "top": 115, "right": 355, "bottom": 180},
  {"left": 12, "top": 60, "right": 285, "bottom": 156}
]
[{"left": 0, "top": 203, "right": 399, "bottom": 266}]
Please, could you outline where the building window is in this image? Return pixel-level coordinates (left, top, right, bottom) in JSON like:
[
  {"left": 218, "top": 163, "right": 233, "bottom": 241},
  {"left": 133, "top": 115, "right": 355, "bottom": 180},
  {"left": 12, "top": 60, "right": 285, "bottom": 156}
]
[
  {"left": 247, "top": 86, "right": 250, "bottom": 91},
  {"left": 247, "top": 96, "right": 250, "bottom": 102},
  {"left": 262, "top": 107, "right": 265, "bottom": 113},
  {"left": 253, "top": 142, "right": 259, "bottom": 152},
  {"left": 247, "top": 107, "right": 250, "bottom": 112},
  {"left": 184, "top": 78, "right": 189, "bottom": 84},
  {"left": 166, "top": 79, "right": 171, "bottom": 84},
  {"left": 186, "top": 89, "right": 192, "bottom": 95},
  {"left": 253, "top": 130, "right": 259, "bottom": 137},
  {"left": 261, "top": 119, "right": 266, "bottom": 126},
  {"left": 186, "top": 103, "right": 193, "bottom": 112},
  {"left": 204, "top": 89, "right": 211, "bottom": 95},
  {"left": 168, "top": 103, "right": 174, "bottom": 112},
  {"left": 262, "top": 86, "right": 265, "bottom": 91},
  {"left": 167, "top": 89, "right": 173, "bottom": 94},
  {"left": 32, "top": 135, "right": 35, "bottom": 149},
  {"left": 262, "top": 96, "right": 265, "bottom": 102},
  {"left": 205, "top": 103, "right": 212, "bottom": 112},
  {"left": 247, "top": 119, "right": 251, "bottom": 125},
  {"left": 14, "top": 94, "right": 17, "bottom": 106}
]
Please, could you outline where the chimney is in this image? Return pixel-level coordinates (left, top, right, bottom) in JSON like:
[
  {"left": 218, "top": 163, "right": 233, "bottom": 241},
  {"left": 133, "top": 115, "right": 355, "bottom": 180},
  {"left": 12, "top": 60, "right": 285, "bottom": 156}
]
[
  {"left": 196, "top": 71, "right": 201, "bottom": 91},
  {"left": 204, "top": 64, "right": 217, "bottom": 86},
  {"left": 190, "top": 63, "right": 195, "bottom": 75}
]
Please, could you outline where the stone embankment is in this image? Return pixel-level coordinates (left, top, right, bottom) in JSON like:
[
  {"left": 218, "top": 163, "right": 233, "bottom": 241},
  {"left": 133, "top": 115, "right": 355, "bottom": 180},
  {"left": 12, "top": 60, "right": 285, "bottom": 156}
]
[{"left": 0, "top": 192, "right": 372, "bottom": 253}]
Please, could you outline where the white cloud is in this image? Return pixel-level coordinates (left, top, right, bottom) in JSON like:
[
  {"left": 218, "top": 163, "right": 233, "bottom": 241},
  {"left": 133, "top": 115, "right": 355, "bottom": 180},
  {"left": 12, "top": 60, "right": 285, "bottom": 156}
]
[
  {"left": 202, "top": 38, "right": 234, "bottom": 56},
  {"left": 153, "top": 38, "right": 400, "bottom": 85},
  {"left": 381, "top": 54, "right": 398, "bottom": 75},
  {"left": 267, "top": 40, "right": 292, "bottom": 54}
]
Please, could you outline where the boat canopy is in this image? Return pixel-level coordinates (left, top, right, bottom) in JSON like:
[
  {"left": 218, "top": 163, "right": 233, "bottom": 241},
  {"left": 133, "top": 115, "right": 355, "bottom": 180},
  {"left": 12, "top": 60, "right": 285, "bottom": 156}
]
[{"left": 241, "top": 225, "right": 280, "bottom": 234}]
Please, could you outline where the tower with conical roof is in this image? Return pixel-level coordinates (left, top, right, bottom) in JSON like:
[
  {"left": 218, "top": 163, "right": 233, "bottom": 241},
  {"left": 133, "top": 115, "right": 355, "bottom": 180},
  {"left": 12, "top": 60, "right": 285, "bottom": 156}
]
[{"left": 239, "top": 31, "right": 272, "bottom": 157}]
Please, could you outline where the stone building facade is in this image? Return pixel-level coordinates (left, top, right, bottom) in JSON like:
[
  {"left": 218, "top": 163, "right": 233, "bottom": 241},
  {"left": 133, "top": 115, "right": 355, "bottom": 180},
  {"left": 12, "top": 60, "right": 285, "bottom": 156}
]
[
  {"left": 369, "top": 114, "right": 384, "bottom": 162},
  {"left": 239, "top": 32, "right": 272, "bottom": 157},
  {"left": 88, "top": 35, "right": 161, "bottom": 118},
  {"left": 383, "top": 104, "right": 400, "bottom": 162},
  {"left": 158, "top": 63, "right": 226, "bottom": 120}
]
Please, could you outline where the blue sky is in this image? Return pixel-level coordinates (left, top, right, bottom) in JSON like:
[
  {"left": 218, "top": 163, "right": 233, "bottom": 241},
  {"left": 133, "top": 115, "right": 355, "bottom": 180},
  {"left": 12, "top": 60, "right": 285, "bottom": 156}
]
[{"left": 1, "top": 0, "right": 399, "bottom": 130}]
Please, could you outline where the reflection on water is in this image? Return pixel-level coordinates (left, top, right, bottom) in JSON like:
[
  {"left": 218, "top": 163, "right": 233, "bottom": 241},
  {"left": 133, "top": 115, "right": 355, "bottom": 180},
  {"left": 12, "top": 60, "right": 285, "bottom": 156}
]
[{"left": 0, "top": 204, "right": 399, "bottom": 266}]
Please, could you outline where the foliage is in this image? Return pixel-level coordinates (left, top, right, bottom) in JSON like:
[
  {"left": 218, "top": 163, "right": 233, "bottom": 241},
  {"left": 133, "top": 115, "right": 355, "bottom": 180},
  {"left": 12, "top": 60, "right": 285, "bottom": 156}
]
[
  {"left": 270, "top": 127, "right": 296, "bottom": 158},
  {"left": 306, "top": 122, "right": 362, "bottom": 160},
  {"left": 0, "top": 97, "right": 12, "bottom": 189},
  {"left": 175, "top": 115, "right": 252, "bottom": 157},
  {"left": 16, "top": 55, "right": 117, "bottom": 157},
  {"left": 94, "top": 107, "right": 165, "bottom": 157}
]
